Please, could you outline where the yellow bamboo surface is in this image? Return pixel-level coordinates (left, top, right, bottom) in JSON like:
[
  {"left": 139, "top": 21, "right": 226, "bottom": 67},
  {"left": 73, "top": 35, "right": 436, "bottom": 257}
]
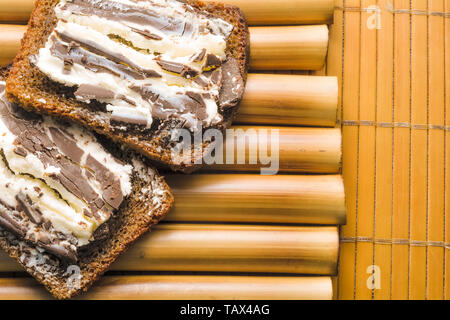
[
  {"left": 0, "top": 224, "right": 339, "bottom": 275},
  {"left": 0, "top": 24, "right": 328, "bottom": 70},
  {"left": 165, "top": 174, "right": 346, "bottom": 225},
  {"left": 209, "top": 126, "right": 342, "bottom": 173},
  {"left": 0, "top": 275, "right": 333, "bottom": 300},
  {"left": 0, "top": 0, "right": 334, "bottom": 25},
  {"left": 330, "top": 0, "right": 450, "bottom": 300}
]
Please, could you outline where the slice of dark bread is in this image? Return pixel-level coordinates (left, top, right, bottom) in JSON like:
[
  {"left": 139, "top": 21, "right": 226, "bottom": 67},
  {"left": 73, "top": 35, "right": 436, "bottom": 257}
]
[
  {"left": 0, "top": 66, "right": 174, "bottom": 299},
  {"left": 6, "top": 0, "right": 250, "bottom": 173}
]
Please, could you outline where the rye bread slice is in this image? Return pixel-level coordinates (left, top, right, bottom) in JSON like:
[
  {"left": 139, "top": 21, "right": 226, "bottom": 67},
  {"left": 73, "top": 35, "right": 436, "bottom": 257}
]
[
  {"left": 6, "top": 0, "right": 250, "bottom": 173},
  {"left": 0, "top": 66, "right": 174, "bottom": 299}
]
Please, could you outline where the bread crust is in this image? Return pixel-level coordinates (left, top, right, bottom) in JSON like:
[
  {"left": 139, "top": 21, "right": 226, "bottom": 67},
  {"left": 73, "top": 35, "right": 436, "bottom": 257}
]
[
  {"left": 6, "top": 0, "right": 250, "bottom": 173},
  {"left": 0, "top": 65, "right": 174, "bottom": 300}
]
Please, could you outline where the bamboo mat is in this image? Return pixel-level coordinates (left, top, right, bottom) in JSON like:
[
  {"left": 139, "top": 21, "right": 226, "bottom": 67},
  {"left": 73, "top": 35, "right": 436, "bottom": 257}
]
[{"left": 327, "top": 0, "right": 449, "bottom": 300}]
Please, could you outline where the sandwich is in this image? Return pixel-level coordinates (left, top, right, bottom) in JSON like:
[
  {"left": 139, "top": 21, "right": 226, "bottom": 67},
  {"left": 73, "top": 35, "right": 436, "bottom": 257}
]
[
  {"left": 6, "top": 0, "right": 250, "bottom": 172},
  {"left": 0, "top": 66, "right": 174, "bottom": 299}
]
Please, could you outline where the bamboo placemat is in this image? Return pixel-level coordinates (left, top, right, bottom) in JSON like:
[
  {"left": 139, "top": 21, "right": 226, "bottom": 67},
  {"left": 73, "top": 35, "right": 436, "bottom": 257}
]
[{"left": 328, "top": 0, "right": 449, "bottom": 300}]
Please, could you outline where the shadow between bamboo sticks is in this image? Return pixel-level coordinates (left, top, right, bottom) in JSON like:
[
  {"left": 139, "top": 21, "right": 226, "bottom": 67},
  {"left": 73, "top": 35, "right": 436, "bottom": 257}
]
[
  {"left": 0, "top": 0, "right": 334, "bottom": 25},
  {"left": 0, "top": 24, "right": 329, "bottom": 71},
  {"left": 0, "top": 224, "right": 339, "bottom": 275},
  {"left": 0, "top": 275, "right": 333, "bottom": 300}
]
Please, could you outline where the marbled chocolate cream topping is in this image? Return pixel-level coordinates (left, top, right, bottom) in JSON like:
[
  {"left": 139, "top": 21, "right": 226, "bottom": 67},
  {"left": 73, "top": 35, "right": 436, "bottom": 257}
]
[
  {"left": 35, "top": 0, "right": 244, "bottom": 131},
  {"left": 0, "top": 80, "right": 133, "bottom": 262}
]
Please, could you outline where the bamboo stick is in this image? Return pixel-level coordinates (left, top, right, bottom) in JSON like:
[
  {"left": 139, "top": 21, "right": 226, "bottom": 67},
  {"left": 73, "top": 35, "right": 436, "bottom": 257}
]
[
  {"left": 249, "top": 25, "right": 329, "bottom": 71},
  {"left": 0, "top": 0, "right": 33, "bottom": 23},
  {"left": 237, "top": 74, "right": 338, "bottom": 127},
  {"left": 443, "top": 0, "right": 450, "bottom": 300},
  {"left": 205, "top": 0, "right": 334, "bottom": 25},
  {"left": 165, "top": 174, "right": 346, "bottom": 225},
  {"left": 352, "top": 0, "right": 376, "bottom": 301},
  {"left": 0, "top": 25, "right": 24, "bottom": 66},
  {"left": 0, "top": 224, "right": 339, "bottom": 275},
  {"left": 0, "top": 0, "right": 335, "bottom": 25},
  {"left": 0, "top": 275, "right": 333, "bottom": 300},
  {"left": 410, "top": 0, "right": 430, "bottom": 300},
  {"left": 206, "top": 126, "right": 341, "bottom": 173},
  {"left": 426, "top": 0, "right": 446, "bottom": 300},
  {"left": 0, "top": 25, "right": 329, "bottom": 71},
  {"left": 373, "top": 0, "right": 394, "bottom": 300},
  {"left": 391, "top": 7, "right": 411, "bottom": 299}
]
